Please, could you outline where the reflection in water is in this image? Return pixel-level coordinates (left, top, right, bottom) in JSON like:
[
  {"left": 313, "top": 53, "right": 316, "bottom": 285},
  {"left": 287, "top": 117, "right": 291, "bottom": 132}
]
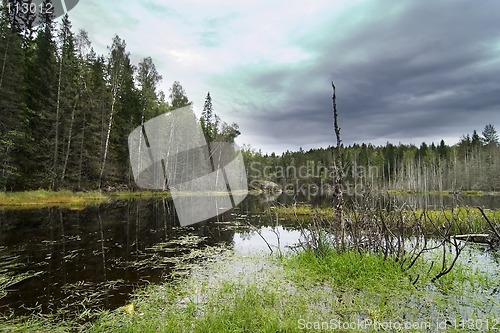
[
  {"left": 272, "top": 191, "right": 500, "bottom": 210},
  {"left": 233, "top": 226, "right": 303, "bottom": 255},
  {"left": 0, "top": 198, "right": 239, "bottom": 317}
]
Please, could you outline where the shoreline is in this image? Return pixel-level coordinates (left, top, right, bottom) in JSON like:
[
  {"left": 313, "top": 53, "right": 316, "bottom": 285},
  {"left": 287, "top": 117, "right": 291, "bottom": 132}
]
[
  {"left": 0, "top": 188, "right": 498, "bottom": 209},
  {"left": 0, "top": 189, "right": 261, "bottom": 208}
]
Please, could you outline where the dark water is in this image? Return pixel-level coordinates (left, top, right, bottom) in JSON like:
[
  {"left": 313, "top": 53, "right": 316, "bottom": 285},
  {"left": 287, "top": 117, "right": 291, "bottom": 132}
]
[
  {"left": 0, "top": 195, "right": 289, "bottom": 318},
  {"left": 0, "top": 193, "right": 498, "bottom": 319}
]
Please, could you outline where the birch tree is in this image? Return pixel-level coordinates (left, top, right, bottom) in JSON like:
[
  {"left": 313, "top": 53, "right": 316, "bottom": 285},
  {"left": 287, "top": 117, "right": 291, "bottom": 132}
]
[
  {"left": 99, "top": 35, "right": 129, "bottom": 188},
  {"left": 58, "top": 14, "right": 78, "bottom": 183}
]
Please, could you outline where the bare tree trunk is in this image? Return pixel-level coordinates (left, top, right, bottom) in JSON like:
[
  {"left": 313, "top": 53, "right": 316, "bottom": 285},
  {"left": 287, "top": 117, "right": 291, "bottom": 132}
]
[
  {"left": 0, "top": 33, "right": 11, "bottom": 189},
  {"left": 52, "top": 57, "right": 63, "bottom": 188},
  {"left": 136, "top": 109, "right": 146, "bottom": 185},
  {"left": 0, "top": 31, "right": 9, "bottom": 89},
  {"left": 61, "top": 100, "right": 77, "bottom": 182},
  {"left": 77, "top": 109, "right": 86, "bottom": 190},
  {"left": 98, "top": 92, "right": 117, "bottom": 189},
  {"left": 332, "top": 81, "right": 345, "bottom": 250},
  {"left": 98, "top": 37, "right": 126, "bottom": 189}
]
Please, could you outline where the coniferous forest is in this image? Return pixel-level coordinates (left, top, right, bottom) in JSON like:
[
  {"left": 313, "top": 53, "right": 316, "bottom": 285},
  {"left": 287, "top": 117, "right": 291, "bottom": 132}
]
[
  {"left": 1, "top": 4, "right": 499, "bottom": 193},
  {"left": 0, "top": 6, "right": 239, "bottom": 191},
  {"left": 243, "top": 127, "right": 500, "bottom": 193}
]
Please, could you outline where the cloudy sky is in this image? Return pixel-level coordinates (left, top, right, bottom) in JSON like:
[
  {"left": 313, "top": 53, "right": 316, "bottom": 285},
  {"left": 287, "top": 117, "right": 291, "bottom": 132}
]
[{"left": 65, "top": 0, "right": 500, "bottom": 154}]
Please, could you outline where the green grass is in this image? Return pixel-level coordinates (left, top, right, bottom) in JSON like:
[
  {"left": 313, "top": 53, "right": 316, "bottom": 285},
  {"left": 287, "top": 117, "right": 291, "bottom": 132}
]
[
  {"left": 109, "top": 190, "right": 173, "bottom": 199},
  {"left": 0, "top": 189, "right": 256, "bottom": 209},
  {"left": 0, "top": 314, "right": 80, "bottom": 333},
  {"left": 270, "top": 205, "right": 333, "bottom": 218},
  {"left": 1, "top": 244, "right": 498, "bottom": 332},
  {"left": 0, "top": 189, "right": 107, "bottom": 208},
  {"left": 89, "top": 254, "right": 313, "bottom": 333},
  {"left": 384, "top": 189, "right": 499, "bottom": 196},
  {"left": 270, "top": 205, "right": 499, "bottom": 234},
  {"left": 283, "top": 248, "right": 414, "bottom": 293},
  {"left": 413, "top": 207, "right": 500, "bottom": 233}
]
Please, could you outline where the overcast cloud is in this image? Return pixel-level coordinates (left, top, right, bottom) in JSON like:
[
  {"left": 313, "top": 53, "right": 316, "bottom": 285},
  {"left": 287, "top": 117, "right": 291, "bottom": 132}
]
[{"left": 67, "top": 0, "right": 500, "bottom": 154}]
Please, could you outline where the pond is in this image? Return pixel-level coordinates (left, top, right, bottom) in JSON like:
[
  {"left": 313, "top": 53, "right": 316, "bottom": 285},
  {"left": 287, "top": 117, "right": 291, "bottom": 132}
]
[{"left": 0, "top": 193, "right": 498, "bottom": 320}]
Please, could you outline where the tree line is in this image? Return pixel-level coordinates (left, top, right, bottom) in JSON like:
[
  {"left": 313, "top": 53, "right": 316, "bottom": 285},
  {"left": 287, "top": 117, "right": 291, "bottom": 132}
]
[
  {"left": 244, "top": 124, "right": 500, "bottom": 192},
  {"left": 1, "top": 2, "right": 497, "bottom": 193},
  {"left": 0, "top": 2, "right": 239, "bottom": 191}
]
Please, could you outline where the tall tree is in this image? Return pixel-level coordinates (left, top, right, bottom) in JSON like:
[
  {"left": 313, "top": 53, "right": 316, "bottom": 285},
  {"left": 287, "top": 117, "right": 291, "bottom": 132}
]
[
  {"left": 168, "top": 80, "right": 191, "bottom": 109},
  {"left": 136, "top": 56, "right": 162, "bottom": 122},
  {"left": 98, "top": 35, "right": 129, "bottom": 188},
  {"left": 131, "top": 57, "right": 162, "bottom": 186},
  {"left": 471, "top": 130, "right": 481, "bottom": 148},
  {"left": 201, "top": 92, "right": 215, "bottom": 142},
  {"left": 22, "top": 0, "right": 58, "bottom": 188},
  {"left": 0, "top": 3, "right": 25, "bottom": 190},
  {"left": 57, "top": 14, "right": 79, "bottom": 185},
  {"left": 481, "top": 124, "right": 499, "bottom": 146},
  {"left": 113, "top": 55, "right": 139, "bottom": 185}
]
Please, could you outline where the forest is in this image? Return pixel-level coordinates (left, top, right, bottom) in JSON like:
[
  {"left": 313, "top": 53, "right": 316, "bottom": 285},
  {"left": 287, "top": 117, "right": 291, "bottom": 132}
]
[
  {"left": 0, "top": 2, "right": 499, "bottom": 332},
  {"left": 1, "top": 4, "right": 499, "bottom": 193},
  {"left": 0, "top": 6, "right": 238, "bottom": 191},
  {"left": 244, "top": 125, "right": 500, "bottom": 193}
]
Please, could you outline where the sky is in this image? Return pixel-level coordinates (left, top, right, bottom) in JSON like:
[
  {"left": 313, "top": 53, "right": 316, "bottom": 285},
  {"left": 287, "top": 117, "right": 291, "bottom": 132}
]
[{"left": 65, "top": 0, "right": 500, "bottom": 154}]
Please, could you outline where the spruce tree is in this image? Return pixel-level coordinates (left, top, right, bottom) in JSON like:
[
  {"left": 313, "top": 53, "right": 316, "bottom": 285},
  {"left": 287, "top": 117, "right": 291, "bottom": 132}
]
[
  {"left": 22, "top": 0, "right": 58, "bottom": 188},
  {"left": 481, "top": 124, "right": 499, "bottom": 146},
  {"left": 0, "top": 4, "right": 25, "bottom": 190}
]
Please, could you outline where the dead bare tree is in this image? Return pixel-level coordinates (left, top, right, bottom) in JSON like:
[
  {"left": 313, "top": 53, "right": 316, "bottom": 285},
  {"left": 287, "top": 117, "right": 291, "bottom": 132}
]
[
  {"left": 331, "top": 81, "right": 345, "bottom": 250},
  {"left": 477, "top": 206, "right": 500, "bottom": 248}
]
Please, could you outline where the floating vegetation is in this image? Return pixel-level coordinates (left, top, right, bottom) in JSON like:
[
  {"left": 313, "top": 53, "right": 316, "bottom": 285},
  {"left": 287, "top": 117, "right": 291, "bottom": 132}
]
[{"left": 0, "top": 250, "right": 45, "bottom": 299}]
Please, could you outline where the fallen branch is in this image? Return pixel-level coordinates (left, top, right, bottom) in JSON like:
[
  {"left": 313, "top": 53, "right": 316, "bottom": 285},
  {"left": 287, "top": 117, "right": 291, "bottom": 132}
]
[{"left": 477, "top": 207, "right": 500, "bottom": 241}]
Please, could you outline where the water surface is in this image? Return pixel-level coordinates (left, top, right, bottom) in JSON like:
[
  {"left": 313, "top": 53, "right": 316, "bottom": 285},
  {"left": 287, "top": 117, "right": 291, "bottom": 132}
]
[{"left": 0, "top": 193, "right": 498, "bottom": 319}]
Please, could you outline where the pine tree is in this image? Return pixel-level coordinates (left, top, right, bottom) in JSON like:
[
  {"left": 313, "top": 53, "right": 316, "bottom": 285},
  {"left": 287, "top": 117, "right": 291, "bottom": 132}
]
[
  {"left": 113, "top": 56, "right": 140, "bottom": 186},
  {"left": 201, "top": 92, "right": 214, "bottom": 142},
  {"left": 481, "top": 124, "right": 499, "bottom": 146},
  {"left": 57, "top": 14, "right": 79, "bottom": 185},
  {"left": 0, "top": 3, "right": 25, "bottom": 190},
  {"left": 22, "top": 0, "right": 58, "bottom": 188},
  {"left": 471, "top": 130, "right": 482, "bottom": 148}
]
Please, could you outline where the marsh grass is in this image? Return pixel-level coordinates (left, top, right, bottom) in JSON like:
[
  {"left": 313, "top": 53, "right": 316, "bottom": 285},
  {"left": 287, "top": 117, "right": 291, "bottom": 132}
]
[
  {"left": 88, "top": 248, "right": 498, "bottom": 332},
  {"left": 414, "top": 207, "right": 500, "bottom": 234},
  {"left": 283, "top": 248, "right": 414, "bottom": 293},
  {"left": 271, "top": 205, "right": 499, "bottom": 235},
  {"left": 0, "top": 190, "right": 107, "bottom": 208},
  {"left": 385, "top": 189, "right": 498, "bottom": 196},
  {"left": 1, "top": 245, "right": 497, "bottom": 332},
  {"left": 0, "top": 189, "right": 256, "bottom": 209}
]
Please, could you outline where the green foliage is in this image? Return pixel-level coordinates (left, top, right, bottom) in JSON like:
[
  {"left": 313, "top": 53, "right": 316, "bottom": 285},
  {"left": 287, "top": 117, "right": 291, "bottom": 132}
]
[
  {"left": 482, "top": 124, "right": 499, "bottom": 146},
  {"left": 0, "top": 10, "right": 240, "bottom": 192},
  {"left": 200, "top": 91, "right": 240, "bottom": 144},
  {"left": 284, "top": 249, "right": 413, "bottom": 293},
  {"left": 168, "top": 80, "right": 191, "bottom": 109},
  {"left": 245, "top": 124, "right": 500, "bottom": 192}
]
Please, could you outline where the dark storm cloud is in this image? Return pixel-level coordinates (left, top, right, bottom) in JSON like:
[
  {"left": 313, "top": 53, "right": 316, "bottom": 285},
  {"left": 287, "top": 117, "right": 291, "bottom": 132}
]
[{"left": 223, "top": 0, "right": 500, "bottom": 152}]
